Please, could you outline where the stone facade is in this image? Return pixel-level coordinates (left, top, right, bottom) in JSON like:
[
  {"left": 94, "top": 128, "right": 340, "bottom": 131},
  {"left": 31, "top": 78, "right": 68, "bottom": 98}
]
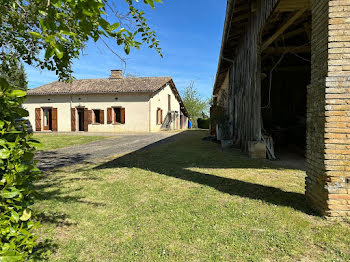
[
  {"left": 305, "top": 0, "right": 350, "bottom": 218},
  {"left": 306, "top": 0, "right": 350, "bottom": 218}
]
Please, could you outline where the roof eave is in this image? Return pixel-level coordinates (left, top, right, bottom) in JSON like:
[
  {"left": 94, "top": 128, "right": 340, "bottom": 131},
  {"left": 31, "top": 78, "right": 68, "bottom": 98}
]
[{"left": 213, "top": 0, "right": 236, "bottom": 96}]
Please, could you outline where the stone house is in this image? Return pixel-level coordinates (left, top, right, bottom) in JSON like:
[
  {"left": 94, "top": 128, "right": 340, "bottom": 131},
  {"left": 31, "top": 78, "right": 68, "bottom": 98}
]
[
  {"left": 24, "top": 70, "right": 189, "bottom": 133},
  {"left": 212, "top": 0, "right": 350, "bottom": 218}
]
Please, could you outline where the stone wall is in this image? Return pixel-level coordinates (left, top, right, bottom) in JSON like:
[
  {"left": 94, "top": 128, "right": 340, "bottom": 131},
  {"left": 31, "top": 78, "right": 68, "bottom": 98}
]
[{"left": 306, "top": 0, "right": 350, "bottom": 218}]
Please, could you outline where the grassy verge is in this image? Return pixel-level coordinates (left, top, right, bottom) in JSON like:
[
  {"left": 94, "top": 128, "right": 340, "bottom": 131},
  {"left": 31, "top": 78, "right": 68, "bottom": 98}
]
[
  {"left": 34, "top": 130, "right": 350, "bottom": 261},
  {"left": 32, "top": 134, "right": 107, "bottom": 151}
]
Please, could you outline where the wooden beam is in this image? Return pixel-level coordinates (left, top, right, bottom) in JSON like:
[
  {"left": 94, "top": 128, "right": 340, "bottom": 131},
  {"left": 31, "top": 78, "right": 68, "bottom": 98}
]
[
  {"left": 262, "top": 8, "right": 307, "bottom": 51},
  {"left": 232, "top": 14, "right": 249, "bottom": 23},
  {"left": 278, "top": 28, "right": 305, "bottom": 41},
  {"left": 275, "top": 0, "right": 310, "bottom": 12},
  {"left": 304, "top": 23, "right": 311, "bottom": 42},
  {"left": 264, "top": 46, "right": 310, "bottom": 54}
]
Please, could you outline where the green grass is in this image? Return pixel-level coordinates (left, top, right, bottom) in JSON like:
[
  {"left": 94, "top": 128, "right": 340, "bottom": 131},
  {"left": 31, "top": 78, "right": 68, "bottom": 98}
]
[
  {"left": 34, "top": 131, "right": 350, "bottom": 261},
  {"left": 32, "top": 134, "right": 107, "bottom": 151}
]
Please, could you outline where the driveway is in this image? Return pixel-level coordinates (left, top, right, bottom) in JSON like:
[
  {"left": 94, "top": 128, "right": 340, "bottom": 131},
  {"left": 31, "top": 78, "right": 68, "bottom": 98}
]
[{"left": 36, "top": 132, "right": 181, "bottom": 171}]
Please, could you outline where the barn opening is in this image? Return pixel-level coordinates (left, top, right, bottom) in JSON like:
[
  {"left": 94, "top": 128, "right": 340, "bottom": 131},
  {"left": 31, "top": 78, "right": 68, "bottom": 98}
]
[{"left": 260, "top": 3, "right": 311, "bottom": 160}]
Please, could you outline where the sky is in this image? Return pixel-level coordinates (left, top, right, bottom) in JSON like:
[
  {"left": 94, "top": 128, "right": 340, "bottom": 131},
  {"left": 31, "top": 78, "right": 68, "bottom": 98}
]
[{"left": 24, "top": 0, "right": 227, "bottom": 100}]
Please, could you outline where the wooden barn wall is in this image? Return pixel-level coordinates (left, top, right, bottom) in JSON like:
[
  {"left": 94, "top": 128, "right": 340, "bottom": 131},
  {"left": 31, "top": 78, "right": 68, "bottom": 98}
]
[{"left": 231, "top": 0, "right": 279, "bottom": 150}]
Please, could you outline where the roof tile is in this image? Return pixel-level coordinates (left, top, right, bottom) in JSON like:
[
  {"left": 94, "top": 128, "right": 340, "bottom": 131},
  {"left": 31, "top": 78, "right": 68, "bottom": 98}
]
[{"left": 27, "top": 77, "right": 172, "bottom": 95}]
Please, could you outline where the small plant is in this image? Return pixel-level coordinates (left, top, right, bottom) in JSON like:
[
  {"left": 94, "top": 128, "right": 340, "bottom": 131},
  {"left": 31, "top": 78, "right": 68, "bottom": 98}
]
[{"left": 0, "top": 77, "right": 41, "bottom": 261}]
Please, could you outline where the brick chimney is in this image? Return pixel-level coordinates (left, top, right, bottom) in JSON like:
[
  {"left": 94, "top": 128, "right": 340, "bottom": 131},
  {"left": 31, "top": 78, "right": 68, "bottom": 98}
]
[{"left": 110, "top": 70, "right": 123, "bottom": 79}]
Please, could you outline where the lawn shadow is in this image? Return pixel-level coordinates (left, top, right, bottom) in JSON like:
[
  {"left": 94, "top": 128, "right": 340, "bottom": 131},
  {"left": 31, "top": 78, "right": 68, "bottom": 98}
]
[
  {"left": 33, "top": 157, "right": 105, "bottom": 258},
  {"left": 35, "top": 151, "right": 92, "bottom": 171},
  {"left": 32, "top": 239, "right": 58, "bottom": 261},
  {"left": 94, "top": 130, "right": 315, "bottom": 215},
  {"left": 36, "top": 211, "right": 76, "bottom": 227}
]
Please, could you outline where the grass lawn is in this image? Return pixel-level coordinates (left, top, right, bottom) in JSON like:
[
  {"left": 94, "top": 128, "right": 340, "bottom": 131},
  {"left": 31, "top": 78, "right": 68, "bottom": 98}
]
[
  {"left": 32, "top": 134, "right": 107, "bottom": 151},
  {"left": 34, "top": 131, "right": 350, "bottom": 261}
]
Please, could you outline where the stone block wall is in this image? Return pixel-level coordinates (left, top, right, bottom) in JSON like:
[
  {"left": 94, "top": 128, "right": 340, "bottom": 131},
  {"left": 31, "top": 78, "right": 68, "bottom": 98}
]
[{"left": 306, "top": 0, "right": 350, "bottom": 218}]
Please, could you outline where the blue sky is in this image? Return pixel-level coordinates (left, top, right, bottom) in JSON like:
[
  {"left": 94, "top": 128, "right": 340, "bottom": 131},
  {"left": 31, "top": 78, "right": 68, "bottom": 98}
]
[{"left": 25, "top": 0, "right": 226, "bottom": 99}]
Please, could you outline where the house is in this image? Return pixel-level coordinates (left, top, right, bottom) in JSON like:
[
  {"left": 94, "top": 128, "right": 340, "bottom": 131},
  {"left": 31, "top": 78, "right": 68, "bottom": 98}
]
[
  {"left": 212, "top": 0, "right": 350, "bottom": 218},
  {"left": 24, "top": 70, "right": 189, "bottom": 133}
]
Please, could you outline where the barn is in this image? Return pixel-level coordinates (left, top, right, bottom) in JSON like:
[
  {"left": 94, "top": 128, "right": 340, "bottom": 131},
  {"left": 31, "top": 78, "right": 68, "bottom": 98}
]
[{"left": 212, "top": 0, "right": 350, "bottom": 218}]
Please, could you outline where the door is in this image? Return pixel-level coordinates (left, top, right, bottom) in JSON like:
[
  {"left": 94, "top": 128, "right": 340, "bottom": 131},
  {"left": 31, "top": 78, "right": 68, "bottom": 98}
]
[
  {"left": 43, "top": 108, "right": 52, "bottom": 131},
  {"left": 77, "top": 108, "right": 85, "bottom": 131}
]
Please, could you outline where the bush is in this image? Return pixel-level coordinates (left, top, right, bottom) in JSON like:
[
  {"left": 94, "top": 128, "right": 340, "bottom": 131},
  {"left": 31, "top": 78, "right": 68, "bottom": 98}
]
[
  {"left": 197, "top": 118, "right": 210, "bottom": 129},
  {"left": 0, "top": 78, "right": 41, "bottom": 261}
]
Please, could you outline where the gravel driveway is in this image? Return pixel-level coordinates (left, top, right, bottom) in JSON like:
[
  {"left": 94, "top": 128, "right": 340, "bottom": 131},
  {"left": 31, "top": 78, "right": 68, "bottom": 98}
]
[{"left": 36, "top": 132, "right": 181, "bottom": 171}]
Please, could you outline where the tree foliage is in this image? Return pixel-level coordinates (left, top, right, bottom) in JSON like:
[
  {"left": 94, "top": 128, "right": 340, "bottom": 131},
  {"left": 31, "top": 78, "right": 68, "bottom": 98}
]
[
  {"left": 0, "top": 61, "right": 28, "bottom": 90},
  {"left": 182, "top": 81, "right": 207, "bottom": 123},
  {"left": 0, "top": 0, "right": 163, "bottom": 80},
  {"left": 0, "top": 83, "right": 40, "bottom": 261},
  {"left": 0, "top": 0, "right": 162, "bottom": 260}
]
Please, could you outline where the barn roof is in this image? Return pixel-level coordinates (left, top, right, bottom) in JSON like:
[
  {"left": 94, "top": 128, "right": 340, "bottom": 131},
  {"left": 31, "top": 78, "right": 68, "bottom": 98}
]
[
  {"left": 213, "top": 0, "right": 311, "bottom": 95},
  {"left": 213, "top": 0, "right": 251, "bottom": 95}
]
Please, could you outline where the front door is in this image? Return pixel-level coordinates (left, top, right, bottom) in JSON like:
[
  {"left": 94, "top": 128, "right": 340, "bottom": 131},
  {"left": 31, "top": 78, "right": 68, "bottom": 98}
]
[
  {"left": 43, "top": 108, "right": 52, "bottom": 131},
  {"left": 77, "top": 108, "right": 85, "bottom": 131}
]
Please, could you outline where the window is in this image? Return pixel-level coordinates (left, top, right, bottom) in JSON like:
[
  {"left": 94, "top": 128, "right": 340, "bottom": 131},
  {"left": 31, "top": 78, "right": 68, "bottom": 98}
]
[
  {"left": 93, "top": 109, "right": 101, "bottom": 124},
  {"left": 157, "top": 108, "right": 163, "bottom": 125},
  {"left": 107, "top": 107, "right": 125, "bottom": 124},
  {"left": 114, "top": 107, "right": 121, "bottom": 123}
]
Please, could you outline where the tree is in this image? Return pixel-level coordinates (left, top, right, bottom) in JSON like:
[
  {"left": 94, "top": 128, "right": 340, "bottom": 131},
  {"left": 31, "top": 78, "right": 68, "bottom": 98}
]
[
  {"left": 182, "top": 81, "right": 207, "bottom": 125},
  {"left": 0, "top": 1, "right": 162, "bottom": 260},
  {"left": 0, "top": 61, "right": 28, "bottom": 90}
]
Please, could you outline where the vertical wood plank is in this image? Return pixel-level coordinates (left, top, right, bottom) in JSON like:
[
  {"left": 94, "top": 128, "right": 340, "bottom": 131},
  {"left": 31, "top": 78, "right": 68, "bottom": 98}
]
[
  {"left": 71, "top": 108, "right": 76, "bottom": 131},
  {"left": 107, "top": 108, "right": 112, "bottom": 124},
  {"left": 35, "top": 108, "right": 41, "bottom": 131},
  {"left": 52, "top": 108, "right": 58, "bottom": 132},
  {"left": 100, "top": 110, "right": 104, "bottom": 124},
  {"left": 84, "top": 108, "right": 89, "bottom": 131},
  {"left": 121, "top": 107, "right": 125, "bottom": 124}
]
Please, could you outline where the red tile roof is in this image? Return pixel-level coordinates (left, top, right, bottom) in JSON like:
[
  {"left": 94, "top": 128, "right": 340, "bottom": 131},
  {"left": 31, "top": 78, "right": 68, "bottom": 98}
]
[{"left": 27, "top": 77, "right": 172, "bottom": 95}]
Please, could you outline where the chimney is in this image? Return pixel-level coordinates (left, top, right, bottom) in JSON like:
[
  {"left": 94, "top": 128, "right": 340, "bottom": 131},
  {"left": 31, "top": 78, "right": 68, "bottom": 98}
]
[{"left": 110, "top": 69, "right": 123, "bottom": 79}]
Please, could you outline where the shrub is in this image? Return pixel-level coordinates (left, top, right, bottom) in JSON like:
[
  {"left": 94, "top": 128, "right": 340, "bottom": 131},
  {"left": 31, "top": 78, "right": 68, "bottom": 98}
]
[
  {"left": 0, "top": 78, "right": 41, "bottom": 261},
  {"left": 197, "top": 118, "right": 210, "bottom": 129}
]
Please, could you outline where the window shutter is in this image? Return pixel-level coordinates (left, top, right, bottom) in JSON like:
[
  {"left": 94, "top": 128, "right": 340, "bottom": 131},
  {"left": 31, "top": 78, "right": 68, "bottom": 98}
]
[
  {"left": 100, "top": 110, "right": 104, "bottom": 124},
  {"left": 121, "top": 107, "right": 125, "bottom": 124},
  {"left": 161, "top": 109, "right": 163, "bottom": 124},
  {"left": 52, "top": 108, "right": 58, "bottom": 131},
  {"left": 71, "top": 108, "right": 76, "bottom": 131},
  {"left": 107, "top": 108, "right": 112, "bottom": 124},
  {"left": 88, "top": 110, "right": 92, "bottom": 124},
  {"left": 84, "top": 108, "right": 89, "bottom": 131},
  {"left": 35, "top": 108, "right": 41, "bottom": 131}
]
